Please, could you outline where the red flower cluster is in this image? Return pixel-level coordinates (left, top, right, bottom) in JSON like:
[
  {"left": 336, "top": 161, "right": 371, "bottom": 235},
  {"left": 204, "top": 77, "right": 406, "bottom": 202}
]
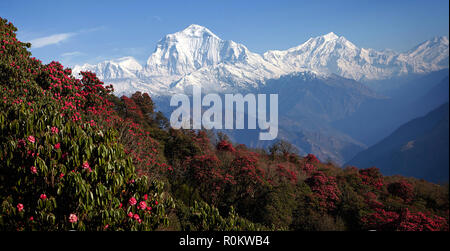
[
  {"left": 397, "top": 208, "right": 448, "bottom": 231},
  {"left": 359, "top": 167, "right": 384, "bottom": 190},
  {"left": 217, "top": 140, "right": 236, "bottom": 152},
  {"left": 305, "top": 154, "right": 320, "bottom": 164},
  {"left": 121, "top": 96, "right": 145, "bottom": 121},
  {"left": 69, "top": 214, "right": 78, "bottom": 223},
  {"left": 16, "top": 203, "right": 24, "bottom": 212},
  {"left": 275, "top": 164, "right": 298, "bottom": 184},
  {"left": 363, "top": 192, "right": 384, "bottom": 209},
  {"left": 301, "top": 163, "right": 317, "bottom": 174},
  {"left": 30, "top": 166, "right": 37, "bottom": 174},
  {"left": 362, "top": 208, "right": 448, "bottom": 231},
  {"left": 129, "top": 197, "right": 137, "bottom": 206},
  {"left": 51, "top": 126, "right": 59, "bottom": 134},
  {"left": 82, "top": 161, "right": 92, "bottom": 172},
  {"left": 387, "top": 180, "right": 414, "bottom": 203},
  {"left": 305, "top": 171, "right": 341, "bottom": 210},
  {"left": 231, "top": 151, "right": 266, "bottom": 187},
  {"left": 27, "top": 135, "right": 35, "bottom": 144},
  {"left": 184, "top": 154, "right": 226, "bottom": 195}
]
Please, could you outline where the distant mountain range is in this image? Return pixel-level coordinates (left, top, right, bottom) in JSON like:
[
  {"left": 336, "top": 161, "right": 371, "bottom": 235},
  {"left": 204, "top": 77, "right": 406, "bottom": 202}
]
[
  {"left": 73, "top": 24, "right": 449, "bottom": 96},
  {"left": 72, "top": 24, "right": 449, "bottom": 175},
  {"left": 221, "top": 71, "right": 380, "bottom": 164},
  {"left": 332, "top": 69, "right": 449, "bottom": 146},
  {"left": 346, "top": 103, "right": 449, "bottom": 183}
]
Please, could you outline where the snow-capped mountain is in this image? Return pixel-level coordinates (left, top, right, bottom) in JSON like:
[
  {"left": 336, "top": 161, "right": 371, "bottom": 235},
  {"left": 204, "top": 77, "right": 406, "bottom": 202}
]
[
  {"left": 73, "top": 56, "right": 142, "bottom": 80},
  {"left": 263, "top": 32, "right": 449, "bottom": 81},
  {"left": 142, "top": 24, "right": 253, "bottom": 76},
  {"left": 74, "top": 24, "right": 297, "bottom": 95},
  {"left": 402, "top": 36, "right": 449, "bottom": 74},
  {"left": 72, "top": 25, "right": 449, "bottom": 96}
]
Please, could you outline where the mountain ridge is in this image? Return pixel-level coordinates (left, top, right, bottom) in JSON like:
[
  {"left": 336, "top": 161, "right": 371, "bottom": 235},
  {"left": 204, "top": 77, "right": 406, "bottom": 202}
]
[
  {"left": 72, "top": 24, "right": 449, "bottom": 96},
  {"left": 345, "top": 102, "right": 449, "bottom": 182}
]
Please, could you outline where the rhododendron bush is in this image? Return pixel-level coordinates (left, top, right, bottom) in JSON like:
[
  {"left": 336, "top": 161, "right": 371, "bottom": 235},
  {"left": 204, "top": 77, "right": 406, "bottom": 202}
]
[
  {"left": 0, "top": 18, "right": 172, "bottom": 231},
  {"left": 0, "top": 104, "right": 171, "bottom": 230},
  {"left": 0, "top": 17, "right": 448, "bottom": 231},
  {"left": 305, "top": 171, "right": 341, "bottom": 211},
  {"left": 361, "top": 208, "right": 449, "bottom": 231}
]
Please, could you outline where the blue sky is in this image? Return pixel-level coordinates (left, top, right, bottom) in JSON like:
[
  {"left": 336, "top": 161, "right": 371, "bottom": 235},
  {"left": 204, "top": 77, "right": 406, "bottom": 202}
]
[{"left": 1, "top": 0, "right": 448, "bottom": 67}]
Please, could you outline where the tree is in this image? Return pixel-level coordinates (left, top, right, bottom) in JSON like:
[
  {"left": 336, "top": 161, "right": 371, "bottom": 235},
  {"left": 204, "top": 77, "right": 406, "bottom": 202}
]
[{"left": 269, "top": 139, "right": 299, "bottom": 160}]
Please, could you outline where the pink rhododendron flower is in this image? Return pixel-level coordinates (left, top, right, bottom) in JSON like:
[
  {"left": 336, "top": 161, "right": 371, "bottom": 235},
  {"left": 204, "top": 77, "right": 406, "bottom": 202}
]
[
  {"left": 30, "top": 166, "right": 37, "bottom": 174},
  {"left": 17, "top": 203, "right": 24, "bottom": 212},
  {"left": 82, "top": 161, "right": 92, "bottom": 172},
  {"left": 54, "top": 143, "right": 60, "bottom": 149},
  {"left": 27, "top": 135, "right": 35, "bottom": 143},
  {"left": 69, "top": 214, "right": 78, "bottom": 223},
  {"left": 40, "top": 194, "right": 47, "bottom": 200},
  {"left": 133, "top": 214, "right": 140, "bottom": 220},
  {"left": 129, "top": 197, "right": 137, "bottom": 206},
  {"left": 128, "top": 212, "right": 133, "bottom": 218},
  {"left": 51, "top": 126, "right": 59, "bottom": 134},
  {"left": 138, "top": 201, "right": 147, "bottom": 210}
]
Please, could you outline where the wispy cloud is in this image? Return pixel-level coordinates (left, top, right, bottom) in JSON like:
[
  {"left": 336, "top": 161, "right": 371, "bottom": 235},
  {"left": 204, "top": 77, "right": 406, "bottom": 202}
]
[
  {"left": 29, "top": 26, "right": 105, "bottom": 49},
  {"left": 30, "top": 32, "right": 76, "bottom": 49},
  {"left": 61, "top": 51, "right": 83, "bottom": 57}
]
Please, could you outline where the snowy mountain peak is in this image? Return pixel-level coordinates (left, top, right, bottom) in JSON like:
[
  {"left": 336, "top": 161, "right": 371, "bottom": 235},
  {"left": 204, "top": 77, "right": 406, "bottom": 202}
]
[
  {"left": 143, "top": 24, "right": 253, "bottom": 77},
  {"left": 72, "top": 56, "right": 142, "bottom": 80},
  {"left": 322, "top": 32, "right": 339, "bottom": 41},
  {"left": 264, "top": 32, "right": 448, "bottom": 81},
  {"left": 403, "top": 36, "right": 449, "bottom": 73},
  {"left": 178, "top": 24, "right": 218, "bottom": 38},
  {"left": 312, "top": 32, "right": 357, "bottom": 49},
  {"left": 112, "top": 57, "right": 143, "bottom": 71}
]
